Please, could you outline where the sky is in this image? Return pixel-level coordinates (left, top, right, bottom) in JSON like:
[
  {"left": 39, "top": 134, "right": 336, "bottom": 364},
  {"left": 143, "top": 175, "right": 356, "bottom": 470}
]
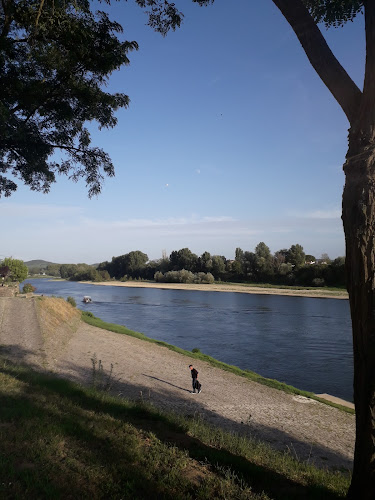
[{"left": 1, "top": 1, "right": 366, "bottom": 264}]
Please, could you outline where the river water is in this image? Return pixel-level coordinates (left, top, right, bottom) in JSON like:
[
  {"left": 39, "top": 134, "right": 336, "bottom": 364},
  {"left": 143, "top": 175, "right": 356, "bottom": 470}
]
[{"left": 24, "top": 279, "right": 353, "bottom": 401}]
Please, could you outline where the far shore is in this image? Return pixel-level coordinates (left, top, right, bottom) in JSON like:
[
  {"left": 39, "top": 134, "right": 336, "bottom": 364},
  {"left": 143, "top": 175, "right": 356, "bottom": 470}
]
[{"left": 79, "top": 280, "right": 348, "bottom": 299}]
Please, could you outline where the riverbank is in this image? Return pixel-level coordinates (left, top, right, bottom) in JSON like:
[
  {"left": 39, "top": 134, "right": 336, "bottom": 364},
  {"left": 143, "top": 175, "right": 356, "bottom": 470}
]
[
  {"left": 82, "top": 280, "right": 349, "bottom": 299},
  {"left": 1, "top": 360, "right": 351, "bottom": 499},
  {"left": 0, "top": 296, "right": 354, "bottom": 472}
]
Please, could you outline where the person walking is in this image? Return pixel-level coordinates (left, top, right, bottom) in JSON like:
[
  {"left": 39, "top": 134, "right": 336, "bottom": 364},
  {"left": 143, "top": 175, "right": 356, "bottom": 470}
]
[{"left": 189, "top": 364, "right": 202, "bottom": 394}]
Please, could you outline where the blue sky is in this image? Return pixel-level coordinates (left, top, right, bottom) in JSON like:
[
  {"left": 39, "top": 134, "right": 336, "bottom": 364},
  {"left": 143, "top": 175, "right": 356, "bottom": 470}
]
[{"left": 1, "top": 1, "right": 365, "bottom": 264}]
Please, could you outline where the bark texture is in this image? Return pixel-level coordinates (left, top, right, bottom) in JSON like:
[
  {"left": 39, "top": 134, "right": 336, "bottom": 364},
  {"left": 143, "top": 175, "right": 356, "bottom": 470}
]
[
  {"left": 343, "top": 144, "right": 375, "bottom": 500},
  {"left": 343, "top": 5, "right": 375, "bottom": 495}
]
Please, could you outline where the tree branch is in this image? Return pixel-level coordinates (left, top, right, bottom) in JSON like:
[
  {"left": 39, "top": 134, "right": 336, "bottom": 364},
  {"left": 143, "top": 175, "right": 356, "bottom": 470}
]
[
  {"left": 50, "top": 144, "right": 86, "bottom": 154},
  {"left": 0, "top": 0, "right": 13, "bottom": 43},
  {"left": 10, "top": 38, "right": 30, "bottom": 44},
  {"left": 272, "top": 0, "right": 362, "bottom": 125}
]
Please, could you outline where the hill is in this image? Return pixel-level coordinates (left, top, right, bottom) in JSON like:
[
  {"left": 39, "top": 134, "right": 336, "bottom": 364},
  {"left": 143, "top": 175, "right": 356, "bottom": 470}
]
[{"left": 24, "top": 259, "right": 59, "bottom": 270}]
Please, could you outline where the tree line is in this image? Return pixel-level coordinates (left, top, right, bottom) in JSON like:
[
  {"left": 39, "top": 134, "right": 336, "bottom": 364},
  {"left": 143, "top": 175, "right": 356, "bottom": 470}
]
[{"left": 35, "top": 242, "right": 346, "bottom": 288}]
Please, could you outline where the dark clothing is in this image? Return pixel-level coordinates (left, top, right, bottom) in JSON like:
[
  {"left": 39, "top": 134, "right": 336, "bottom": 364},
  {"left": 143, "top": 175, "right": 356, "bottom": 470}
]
[
  {"left": 192, "top": 379, "right": 198, "bottom": 392},
  {"left": 191, "top": 368, "right": 199, "bottom": 392}
]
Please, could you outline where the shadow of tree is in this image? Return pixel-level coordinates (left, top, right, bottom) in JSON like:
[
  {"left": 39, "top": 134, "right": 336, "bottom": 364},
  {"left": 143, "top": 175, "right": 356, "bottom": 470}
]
[
  {"left": 0, "top": 350, "right": 349, "bottom": 500},
  {"left": 58, "top": 354, "right": 353, "bottom": 470}
]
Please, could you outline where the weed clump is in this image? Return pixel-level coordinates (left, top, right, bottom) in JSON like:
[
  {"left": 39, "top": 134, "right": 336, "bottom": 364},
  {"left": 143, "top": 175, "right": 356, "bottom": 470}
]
[
  {"left": 66, "top": 296, "right": 76, "bottom": 307},
  {"left": 22, "top": 283, "right": 36, "bottom": 293}
]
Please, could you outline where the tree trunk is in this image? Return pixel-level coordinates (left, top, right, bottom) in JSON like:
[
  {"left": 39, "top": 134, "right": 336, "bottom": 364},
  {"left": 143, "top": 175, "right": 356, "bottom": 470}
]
[
  {"left": 270, "top": 2, "right": 375, "bottom": 497},
  {"left": 343, "top": 141, "right": 375, "bottom": 499}
]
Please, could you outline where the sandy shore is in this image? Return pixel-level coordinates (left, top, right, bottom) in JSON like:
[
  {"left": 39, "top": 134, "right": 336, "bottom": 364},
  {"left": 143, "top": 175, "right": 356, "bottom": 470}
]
[{"left": 81, "top": 280, "right": 348, "bottom": 300}]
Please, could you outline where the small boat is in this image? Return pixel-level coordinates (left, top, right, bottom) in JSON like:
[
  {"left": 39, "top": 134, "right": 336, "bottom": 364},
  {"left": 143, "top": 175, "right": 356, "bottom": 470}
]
[{"left": 82, "top": 296, "right": 92, "bottom": 303}]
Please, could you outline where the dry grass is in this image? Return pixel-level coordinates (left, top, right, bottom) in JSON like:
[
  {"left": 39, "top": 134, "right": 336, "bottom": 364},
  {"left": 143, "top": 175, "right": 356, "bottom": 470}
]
[
  {"left": 35, "top": 297, "right": 81, "bottom": 367},
  {"left": 36, "top": 296, "right": 81, "bottom": 332}
]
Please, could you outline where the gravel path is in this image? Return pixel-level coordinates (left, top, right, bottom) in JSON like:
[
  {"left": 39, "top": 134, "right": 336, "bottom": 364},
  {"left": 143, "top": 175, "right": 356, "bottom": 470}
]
[
  {"left": 0, "top": 297, "right": 45, "bottom": 367},
  {"left": 0, "top": 297, "right": 355, "bottom": 471}
]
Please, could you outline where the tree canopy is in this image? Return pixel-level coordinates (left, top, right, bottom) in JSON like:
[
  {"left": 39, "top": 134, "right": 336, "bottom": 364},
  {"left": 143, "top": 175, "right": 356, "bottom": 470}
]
[
  {"left": 1, "top": 257, "right": 28, "bottom": 282},
  {"left": 0, "top": 0, "right": 220, "bottom": 197},
  {"left": 302, "top": 0, "right": 362, "bottom": 27},
  {"left": 0, "top": 0, "right": 216, "bottom": 197},
  {"left": 0, "top": 0, "right": 140, "bottom": 196}
]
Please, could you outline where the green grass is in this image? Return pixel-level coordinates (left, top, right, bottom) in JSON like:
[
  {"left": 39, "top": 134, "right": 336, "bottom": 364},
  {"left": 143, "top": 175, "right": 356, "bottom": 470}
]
[
  {"left": 81, "top": 311, "right": 354, "bottom": 415},
  {"left": 0, "top": 359, "right": 350, "bottom": 499}
]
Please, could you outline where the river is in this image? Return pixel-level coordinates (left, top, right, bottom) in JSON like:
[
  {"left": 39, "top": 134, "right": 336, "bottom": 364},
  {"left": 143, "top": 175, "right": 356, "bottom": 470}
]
[{"left": 23, "top": 279, "right": 353, "bottom": 401}]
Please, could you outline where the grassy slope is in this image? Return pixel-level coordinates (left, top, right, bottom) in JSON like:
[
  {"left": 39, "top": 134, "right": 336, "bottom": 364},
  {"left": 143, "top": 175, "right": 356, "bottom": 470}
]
[
  {"left": 0, "top": 360, "right": 350, "bottom": 499},
  {"left": 81, "top": 311, "right": 354, "bottom": 415},
  {"left": 0, "top": 297, "right": 353, "bottom": 498}
]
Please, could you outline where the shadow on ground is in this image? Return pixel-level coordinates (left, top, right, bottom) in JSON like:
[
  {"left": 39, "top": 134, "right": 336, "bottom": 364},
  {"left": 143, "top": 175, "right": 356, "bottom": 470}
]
[{"left": 0, "top": 347, "right": 350, "bottom": 500}]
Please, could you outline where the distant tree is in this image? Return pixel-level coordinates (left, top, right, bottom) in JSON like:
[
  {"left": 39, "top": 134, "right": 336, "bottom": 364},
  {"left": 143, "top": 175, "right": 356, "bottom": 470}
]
[
  {"left": 279, "top": 262, "right": 293, "bottom": 276},
  {"left": 154, "top": 271, "right": 165, "bottom": 282},
  {"left": 254, "top": 242, "right": 274, "bottom": 281},
  {"left": 286, "top": 244, "right": 306, "bottom": 268},
  {"left": 46, "top": 264, "right": 61, "bottom": 277},
  {"left": 28, "top": 267, "right": 41, "bottom": 275},
  {"left": 332, "top": 256, "right": 345, "bottom": 267},
  {"left": 98, "top": 270, "right": 111, "bottom": 281},
  {"left": 195, "top": 272, "right": 215, "bottom": 284},
  {"left": 59, "top": 263, "right": 95, "bottom": 279},
  {"left": 99, "top": 251, "right": 148, "bottom": 279},
  {"left": 70, "top": 267, "right": 102, "bottom": 281},
  {"left": 211, "top": 255, "right": 226, "bottom": 278},
  {"left": 60, "top": 264, "right": 79, "bottom": 279},
  {"left": 141, "top": 259, "right": 163, "bottom": 280},
  {"left": 125, "top": 250, "right": 148, "bottom": 275},
  {"left": 156, "top": 269, "right": 194, "bottom": 283},
  {"left": 235, "top": 247, "right": 244, "bottom": 262},
  {"left": 320, "top": 253, "right": 331, "bottom": 263},
  {"left": 329, "top": 257, "right": 346, "bottom": 287},
  {"left": 273, "top": 250, "right": 287, "bottom": 273},
  {"left": 255, "top": 242, "right": 271, "bottom": 260},
  {"left": 102, "top": 254, "right": 126, "bottom": 278},
  {"left": 295, "top": 263, "right": 326, "bottom": 287},
  {"left": 2, "top": 257, "right": 28, "bottom": 282},
  {"left": 154, "top": 269, "right": 214, "bottom": 284},
  {"left": 97, "top": 260, "right": 112, "bottom": 275},
  {"left": 169, "top": 248, "right": 198, "bottom": 272},
  {"left": 229, "top": 259, "right": 243, "bottom": 279},
  {"left": 305, "top": 254, "right": 316, "bottom": 263},
  {"left": 243, "top": 251, "right": 256, "bottom": 280},
  {"left": 277, "top": 249, "right": 289, "bottom": 258},
  {"left": 199, "top": 251, "right": 213, "bottom": 273}
]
